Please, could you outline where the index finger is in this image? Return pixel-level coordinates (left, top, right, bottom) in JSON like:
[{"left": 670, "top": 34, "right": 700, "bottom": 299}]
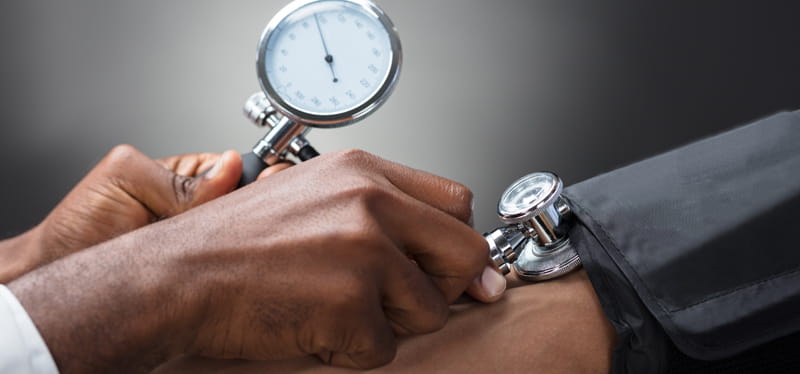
[
  {"left": 339, "top": 151, "right": 475, "bottom": 225},
  {"left": 373, "top": 188, "right": 488, "bottom": 303},
  {"left": 157, "top": 153, "right": 221, "bottom": 177}
]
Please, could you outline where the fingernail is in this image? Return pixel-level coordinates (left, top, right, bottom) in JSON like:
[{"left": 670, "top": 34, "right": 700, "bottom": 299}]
[
  {"left": 205, "top": 157, "right": 224, "bottom": 179},
  {"left": 480, "top": 265, "right": 506, "bottom": 298}
]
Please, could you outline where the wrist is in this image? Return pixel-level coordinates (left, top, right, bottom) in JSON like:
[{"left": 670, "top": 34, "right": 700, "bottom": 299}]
[
  {"left": 8, "top": 224, "right": 197, "bottom": 373},
  {"left": 0, "top": 226, "right": 46, "bottom": 283}
]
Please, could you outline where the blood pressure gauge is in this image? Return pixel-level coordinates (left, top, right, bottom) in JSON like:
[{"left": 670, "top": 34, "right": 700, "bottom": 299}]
[
  {"left": 238, "top": 0, "right": 402, "bottom": 186},
  {"left": 484, "top": 172, "right": 581, "bottom": 281}
]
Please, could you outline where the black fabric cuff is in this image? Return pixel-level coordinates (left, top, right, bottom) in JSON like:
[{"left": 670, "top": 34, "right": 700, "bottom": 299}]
[
  {"left": 566, "top": 217, "right": 672, "bottom": 373},
  {"left": 560, "top": 111, "right": 800, "bottom": 372}
]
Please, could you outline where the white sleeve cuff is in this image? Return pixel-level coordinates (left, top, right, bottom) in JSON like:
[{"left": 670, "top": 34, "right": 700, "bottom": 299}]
[{"left": 0, "top": 285, "right": 59, "bottom": 374}]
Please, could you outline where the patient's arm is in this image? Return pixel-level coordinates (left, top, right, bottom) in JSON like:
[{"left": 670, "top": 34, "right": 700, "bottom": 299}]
[{"left": 155, "top": 270, "right": 615, "bottom": 374}]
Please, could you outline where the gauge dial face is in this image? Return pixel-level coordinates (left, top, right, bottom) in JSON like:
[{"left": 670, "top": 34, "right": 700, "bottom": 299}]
[
  {"left": 259, "top": 0, "right": 400, "bottom": 126},
  {"left": 499, "top": 173, "right": 560, "bottom": 218}
]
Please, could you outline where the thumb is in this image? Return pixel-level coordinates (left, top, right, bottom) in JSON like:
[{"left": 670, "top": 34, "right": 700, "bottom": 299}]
[
  {"left": 465, "top": 265, "right": 507, "bottom": 303},
  {"left": 103, "top": 146, "right": 241, "bottom": 219},
  {"left": 188, "top": 150, "right": 242, "bottom": 208}
]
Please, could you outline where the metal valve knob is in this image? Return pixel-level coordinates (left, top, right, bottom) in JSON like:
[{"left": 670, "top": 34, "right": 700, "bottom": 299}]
[
  {"left": 243, "top": 92, "right": 278, "bottom": 128},
  {"left": 242, "top": 92, "right": 319, "bottom": 166},
  {"left": 484, "top": 172, "right": 581, "bottom": 281}
]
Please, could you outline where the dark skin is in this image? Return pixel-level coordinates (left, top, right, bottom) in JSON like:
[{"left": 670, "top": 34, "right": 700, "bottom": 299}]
[
  {"left": 5, "top": 147, "right": 496, "bottom": 373},
  {"left": 0, "top": 145, "right": 254, "bottom": 283},
  {"left": 0, "top": 145, "right": 501, "bottom": 299},
  {"left": 155, "top": 270, "right": 617, "bottom": 374}
]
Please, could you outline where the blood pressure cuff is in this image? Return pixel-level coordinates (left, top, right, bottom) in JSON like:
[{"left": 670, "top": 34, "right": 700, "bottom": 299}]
[{"left": 560, "top": 111, "right": 800, "bottom": 373}]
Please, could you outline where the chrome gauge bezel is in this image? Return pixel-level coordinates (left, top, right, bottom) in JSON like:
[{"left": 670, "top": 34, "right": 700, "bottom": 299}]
[{"left": 256, "top": 0, "right": 402, "bottom": 128}]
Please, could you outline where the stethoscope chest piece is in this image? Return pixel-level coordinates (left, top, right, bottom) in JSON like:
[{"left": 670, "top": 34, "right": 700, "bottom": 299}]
[{"left": 485, "top": 172, "right": 581, "bottom": 281}]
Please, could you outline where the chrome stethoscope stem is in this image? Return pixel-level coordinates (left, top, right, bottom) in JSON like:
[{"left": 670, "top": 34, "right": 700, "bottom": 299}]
[{"left": 484, "top": 172, "right": 581, "bottom": 281}]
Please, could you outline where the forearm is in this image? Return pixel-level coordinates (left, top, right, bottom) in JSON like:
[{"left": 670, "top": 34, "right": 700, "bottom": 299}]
[
  {"left": 154, "top": 270, "right": 616, "bottom": 374},
  {"left": 8, "top": 223, "right": 196, "bottom": 373}
]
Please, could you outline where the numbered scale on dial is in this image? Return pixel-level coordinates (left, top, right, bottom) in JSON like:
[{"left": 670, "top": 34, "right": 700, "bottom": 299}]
[
  {"left": 257, "top": 0, "right": 402, "bottom": 127},
  {"left": 237, "top": 0, "right": 402, "bottom": 186}
]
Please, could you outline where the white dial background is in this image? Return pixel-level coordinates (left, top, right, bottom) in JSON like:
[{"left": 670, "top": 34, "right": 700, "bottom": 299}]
[{"left": 264, "top": 1, "right": 393, "bottom": 116}]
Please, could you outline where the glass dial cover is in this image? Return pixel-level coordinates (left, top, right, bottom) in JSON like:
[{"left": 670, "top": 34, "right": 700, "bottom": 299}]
[
  {"left": 257, "top": 0, "right": 401, "bottom": 127},
  {"left": 498, "top": 172, "right": 563, "bottom": 221}
]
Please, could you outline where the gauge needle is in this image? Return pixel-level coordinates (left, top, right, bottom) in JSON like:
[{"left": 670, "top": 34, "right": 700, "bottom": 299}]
[{"left": 314, "top": 13, "right": 339, "bottom": 83}]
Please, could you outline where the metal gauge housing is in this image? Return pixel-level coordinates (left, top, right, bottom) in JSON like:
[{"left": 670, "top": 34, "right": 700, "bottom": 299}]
[
  {"left": 257, "top": 0, "right": 402, "bottom": 128},
  {"left": 485, "top": 172, "right": 581, "bottom": 281},
  {"left": 498, "top": 172, "right": 564, "bottom": 225}
]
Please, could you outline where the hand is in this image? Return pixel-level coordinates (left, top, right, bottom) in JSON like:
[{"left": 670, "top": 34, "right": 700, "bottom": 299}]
[
  {"left": 0, "top": 145, "right": 290, "bottom": 283},
  {"left": 9, "top": 150, "right": 490, "bottom": 373}
]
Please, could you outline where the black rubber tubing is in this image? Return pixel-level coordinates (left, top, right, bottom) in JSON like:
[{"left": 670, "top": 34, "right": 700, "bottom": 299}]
[
  {"left": 238, "top": 151, "right": 268, "bottom": 187},
  {"left": 237, "top": 145, "right": 319, "bottom": 187}
]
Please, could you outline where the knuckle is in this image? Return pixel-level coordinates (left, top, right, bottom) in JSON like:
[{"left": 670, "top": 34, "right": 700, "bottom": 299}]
[
  {"left": 461, "top": 238, "right": 489, "bottom": 277},
  {"left": 423, "top": 300, "right": 450, "bottom": 332},
  {"left": 347, "top": 180, "right": 387, "bottom": 203},
  {"left": 450, "top": 182, "right": 474, "bottom": 206},
  {"left": 339, "top": 224, "right": 383, "bottom": 250},
  {"left": 406, "top": 307, "right": 449, "bottom": 335},
  {"left": 333, "top": 215, "right": 392, "bottom": 266},
  {"left": 103, "top": 144, "right": 141, "bottom": 167},
  {"left": 359, "top": 339, "right": 397, "bottom": 369},
  {"left": 390, "top": 269, "right": 450, "bottom": 334},
  {"left": 439, "top": 235, "right": 486, "bottom": 283},
  {"left": 314, "top": 329, "right": 346, "bottom": 355},
  {"left": 406, "top": 285, "right": 450, "bottom": 334},
  {"left": 329, "top": 278, "right": 374, "bottom": 312},
  {"left": 334, "top": 148, "right": 373, "bottom": 163},
  {"left": 335, "top": 199, "right": 382, "bottom": 233},
  {"left": 170, "top": 172, "right": 195, "bottom": 210},
  {"left": 326, "top": 149, "right": 381, "bottom": 170},
  {"left": 335, "top": 176, "right": 391, "bottom": 207},
  {"left": 469, "top": 237, "right": 488, "bottom": 266},
  {"left": 341, "top": 323, "right": 396, "bottom": 370},
  {"left": 447, "top": 181, "right": 474, "bottom": 221}
]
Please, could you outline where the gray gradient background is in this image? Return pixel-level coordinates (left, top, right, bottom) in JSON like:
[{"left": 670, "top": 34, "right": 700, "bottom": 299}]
[{"left": 1, "top": 1, "right": 799, "bottom": 238}]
